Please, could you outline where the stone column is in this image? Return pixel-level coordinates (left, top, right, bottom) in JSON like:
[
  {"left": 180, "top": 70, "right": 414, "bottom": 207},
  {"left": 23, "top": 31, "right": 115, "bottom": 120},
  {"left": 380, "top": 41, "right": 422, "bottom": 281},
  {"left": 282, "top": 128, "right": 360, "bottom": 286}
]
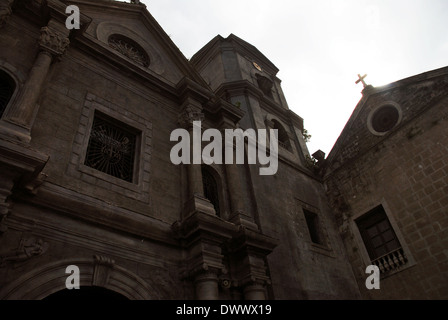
[
  {"left": 194, "top": 271, "right": 219, "bottom": 300},
  {"left": 6, "top": 19, "right": 69, "bottom": 137},
  {"left": 178, "top": 103, "right": 205, "bottom": 198},
  {"left": 244, "top": 282, "right": 266, "bottom": 300},
  {"left": 222, "top": 127, "right": 258, "bottom": 230},
  {"left": 224, "top": 161, "right": 244, "bottom": 215},
  {"left": 0, "top": 0, "right": 14, "bottom": 28}
]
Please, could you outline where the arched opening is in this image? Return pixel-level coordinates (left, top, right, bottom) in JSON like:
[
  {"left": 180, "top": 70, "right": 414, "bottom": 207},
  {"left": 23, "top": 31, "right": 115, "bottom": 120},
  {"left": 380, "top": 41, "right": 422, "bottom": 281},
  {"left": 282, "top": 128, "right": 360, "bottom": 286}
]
[
  {"left": 255, "top": 74, "right": 273, "bottom": 98},
  {"left": 0, "top": 69, "right": 16, "bottom": 118},
  {"left": 0, "top": 258, "right": 155, "bottom": 300},
  {"left": 271, "top": 119, "right": 291, "bottom": 151},
  {"left": 108, "top": 34, "right": 150, "bottom": 68},
  {"left": 201, "top": 165, "right": 221, "bottom": 217},
  {"left": 44, "top": 286, "right": 129, "bottom": 300}
]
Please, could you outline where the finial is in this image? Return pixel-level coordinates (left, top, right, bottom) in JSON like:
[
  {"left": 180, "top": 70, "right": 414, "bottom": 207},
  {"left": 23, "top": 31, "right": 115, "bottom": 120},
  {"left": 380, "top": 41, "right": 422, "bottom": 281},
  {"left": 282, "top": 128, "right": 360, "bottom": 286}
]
[{"left": 355, "top": 74, "right": 368, "bottom": 88}]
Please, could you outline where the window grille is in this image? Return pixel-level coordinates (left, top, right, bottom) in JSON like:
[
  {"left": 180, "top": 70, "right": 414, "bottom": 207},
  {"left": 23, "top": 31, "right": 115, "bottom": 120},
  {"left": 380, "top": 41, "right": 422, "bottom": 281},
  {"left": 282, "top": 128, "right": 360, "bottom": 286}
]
[
  {"left": 85, "top": 114, "right": 137, "bottom": 182},
  {"left": 108, "top": 34, "right": 150, "bottom": 68}
]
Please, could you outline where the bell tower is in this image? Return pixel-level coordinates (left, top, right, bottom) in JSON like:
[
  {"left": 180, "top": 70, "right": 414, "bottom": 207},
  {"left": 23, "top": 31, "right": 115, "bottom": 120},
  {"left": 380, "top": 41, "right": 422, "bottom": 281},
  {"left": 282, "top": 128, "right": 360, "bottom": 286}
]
[{"left": 191, "top": 34, "right": 310, "bottom": 166}]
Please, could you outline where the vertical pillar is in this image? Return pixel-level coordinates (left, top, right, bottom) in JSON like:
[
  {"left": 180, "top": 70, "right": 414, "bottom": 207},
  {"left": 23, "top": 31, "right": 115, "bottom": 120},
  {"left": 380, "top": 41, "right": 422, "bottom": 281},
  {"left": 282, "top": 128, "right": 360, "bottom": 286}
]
[
  {"left": 244, "top": 283, "right": 266, "bottom": 300},
  {"left": 224, "top": 162, "right": 244, "bottom": 214},
  {"left": 7, "top": 51, "right": 52, "bottom": 127},
  {"left": 222, "top": 127, "right": 258, "bottom": 230},
  {"left": 194, "top": 271, "right": 219, "bottom": 300},
  {"left": 5, "top": 19, "right": 70, "bottom": 140},
  {"left": 178, "top": 103, "right": 205, "bottom": 198}
]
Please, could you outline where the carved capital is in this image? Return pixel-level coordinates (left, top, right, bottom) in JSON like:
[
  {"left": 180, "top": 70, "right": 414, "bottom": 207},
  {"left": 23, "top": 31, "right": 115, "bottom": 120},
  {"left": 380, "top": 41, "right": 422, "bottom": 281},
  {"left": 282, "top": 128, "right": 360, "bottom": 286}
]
[
  {"left": 178, "top": 105, "right": 204, "bottom": 129},
  {"left": 0, "top": 0, "right": 14, "bottom": 28},
  {"left": 39, "top": 26, "right": 70, "bottom": 57}
]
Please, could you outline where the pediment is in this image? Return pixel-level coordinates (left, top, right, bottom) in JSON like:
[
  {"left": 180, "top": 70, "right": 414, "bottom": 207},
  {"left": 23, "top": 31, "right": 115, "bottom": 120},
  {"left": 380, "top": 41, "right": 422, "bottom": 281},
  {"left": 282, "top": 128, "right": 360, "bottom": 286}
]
[
  {"left": 69, "top": 1, "right": 206, "bottom": 88},
  {"left": 325, "top": 68, "right": 448, "bottom": 172}
]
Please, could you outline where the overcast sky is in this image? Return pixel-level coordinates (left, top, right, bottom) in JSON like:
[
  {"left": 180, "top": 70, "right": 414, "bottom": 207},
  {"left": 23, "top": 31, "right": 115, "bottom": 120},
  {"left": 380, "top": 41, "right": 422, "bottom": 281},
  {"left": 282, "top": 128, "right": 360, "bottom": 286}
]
[{"left": 139, "top": 0, "right": 448, "bottom": 156}]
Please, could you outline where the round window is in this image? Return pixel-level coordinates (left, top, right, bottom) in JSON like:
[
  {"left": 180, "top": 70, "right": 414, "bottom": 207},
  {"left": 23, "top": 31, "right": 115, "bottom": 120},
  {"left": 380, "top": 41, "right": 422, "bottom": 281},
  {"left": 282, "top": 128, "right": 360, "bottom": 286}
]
[{"left": 368, "top": 103, "right": 402, "bottom": 135}]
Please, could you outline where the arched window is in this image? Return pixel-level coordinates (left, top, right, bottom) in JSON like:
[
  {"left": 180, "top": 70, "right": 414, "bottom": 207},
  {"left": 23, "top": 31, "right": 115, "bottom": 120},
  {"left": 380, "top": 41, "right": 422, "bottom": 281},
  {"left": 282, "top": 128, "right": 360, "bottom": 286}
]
[
  {"left": 108, "top": 34, "right": 150, "bottom": 68},
  {"left": 271, "top": 119, "right": 291, "bottom": 151},
  {"left": 201, "top": 166, "right": 220, "bottom": 217},
  {"left": 0, "top": 69, "right": 16, "bottom": 118},
  {"left": 255, "top": 74, "right": 273, "bottom": 98}
]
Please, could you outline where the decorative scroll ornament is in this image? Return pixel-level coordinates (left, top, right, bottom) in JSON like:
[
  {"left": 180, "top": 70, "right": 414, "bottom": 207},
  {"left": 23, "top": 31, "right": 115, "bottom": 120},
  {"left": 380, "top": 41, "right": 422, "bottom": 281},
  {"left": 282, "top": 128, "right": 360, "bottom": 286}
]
[
  {"left": 108, "top": 35, "right": 150, "bottom": 68},
  {"left": 39, "top": 26, "right": 70, "bottom": 56}
]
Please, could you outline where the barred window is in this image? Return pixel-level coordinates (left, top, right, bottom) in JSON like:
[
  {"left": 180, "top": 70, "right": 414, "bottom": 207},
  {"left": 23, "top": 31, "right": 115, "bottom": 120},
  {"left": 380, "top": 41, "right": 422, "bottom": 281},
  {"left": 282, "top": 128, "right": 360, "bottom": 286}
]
[
  {"left": 85, "top": 113, "right": 138, "bottom": 183},
  {"left": 202, "top": 166, "right": 220, "bottom": 217},
  {"left": 108, "top": 34, "right": 150, "bottom": 68},
  {"left": 356, "top": 205, "right": 408, "bottom": 274},
  {"left": 0, "top": 69, "right": 15, "bottom": 118}
]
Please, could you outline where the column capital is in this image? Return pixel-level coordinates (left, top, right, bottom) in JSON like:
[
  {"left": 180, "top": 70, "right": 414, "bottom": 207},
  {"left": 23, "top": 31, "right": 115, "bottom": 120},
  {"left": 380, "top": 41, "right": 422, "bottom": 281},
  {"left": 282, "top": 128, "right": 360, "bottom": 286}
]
[
  {"left": 178, "top": 104, "right": 204, "bottom": 129},
  {"left": 0, "top": 0, "right": 14, "bottom": 28},
  {"left": 193, "top": 270, "right": 220, "bottom": 284},
  {"left": 39, "top": 25, "right": 70, "bottom": 57}
]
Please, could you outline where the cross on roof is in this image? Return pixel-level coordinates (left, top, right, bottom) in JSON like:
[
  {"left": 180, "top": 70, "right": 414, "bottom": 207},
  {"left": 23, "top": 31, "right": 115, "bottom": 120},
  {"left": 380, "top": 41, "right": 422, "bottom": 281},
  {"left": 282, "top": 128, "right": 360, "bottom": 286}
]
[{"left": 355, "top": 74, "right": 368, "bottom": 88}]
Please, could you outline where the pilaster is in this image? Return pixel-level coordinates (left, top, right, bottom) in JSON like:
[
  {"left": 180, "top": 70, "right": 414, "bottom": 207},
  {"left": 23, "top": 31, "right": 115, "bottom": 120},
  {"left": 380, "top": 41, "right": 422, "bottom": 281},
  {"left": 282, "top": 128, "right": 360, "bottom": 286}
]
[
  {"left": 227, "top": 226, "right": 279, "bottom": 300},
  {"left": 172, "top": 210, "right": 237, "bottom": 300},
  {"left": 4, "top": 19, "right": 70, "bottom": 143}
]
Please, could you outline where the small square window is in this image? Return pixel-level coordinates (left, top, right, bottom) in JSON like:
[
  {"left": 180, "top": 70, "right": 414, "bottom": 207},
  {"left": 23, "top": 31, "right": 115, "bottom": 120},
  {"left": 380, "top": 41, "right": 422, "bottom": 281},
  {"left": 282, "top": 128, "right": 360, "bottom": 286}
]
[
  {"left": 304, "top": 209, "right": 323, "bottom": 245},
  {"left": 85, "top": 112, "right": 138, "bottom": 183}
]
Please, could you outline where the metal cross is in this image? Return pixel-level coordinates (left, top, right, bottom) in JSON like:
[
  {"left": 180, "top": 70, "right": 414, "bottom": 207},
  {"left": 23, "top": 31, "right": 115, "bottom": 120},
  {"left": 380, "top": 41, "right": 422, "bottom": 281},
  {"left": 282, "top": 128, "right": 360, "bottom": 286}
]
[{"left": 355, "top": 74, "right": 368, "bottom": 88}]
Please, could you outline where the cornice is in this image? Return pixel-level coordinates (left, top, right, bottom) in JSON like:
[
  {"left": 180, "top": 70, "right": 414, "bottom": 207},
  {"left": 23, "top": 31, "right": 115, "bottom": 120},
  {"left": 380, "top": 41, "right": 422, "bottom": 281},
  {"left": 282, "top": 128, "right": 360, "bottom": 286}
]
[{"left": 18, "top": 182, "right": 180, "bottom": 246}]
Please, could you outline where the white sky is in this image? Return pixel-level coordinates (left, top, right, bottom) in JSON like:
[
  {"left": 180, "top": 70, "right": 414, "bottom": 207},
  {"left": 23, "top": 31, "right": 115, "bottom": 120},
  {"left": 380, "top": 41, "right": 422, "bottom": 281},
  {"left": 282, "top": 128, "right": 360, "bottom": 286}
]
[{"left": 138, "top": 0, "right": 448, "bottom": 156}]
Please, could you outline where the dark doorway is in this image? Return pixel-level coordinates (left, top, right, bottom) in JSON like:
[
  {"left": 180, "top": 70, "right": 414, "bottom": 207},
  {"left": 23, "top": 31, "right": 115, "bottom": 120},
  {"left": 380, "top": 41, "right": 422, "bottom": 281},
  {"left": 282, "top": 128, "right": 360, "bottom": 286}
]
[{"left": 44, "top": 286, "right": 128, "bottom": 300}]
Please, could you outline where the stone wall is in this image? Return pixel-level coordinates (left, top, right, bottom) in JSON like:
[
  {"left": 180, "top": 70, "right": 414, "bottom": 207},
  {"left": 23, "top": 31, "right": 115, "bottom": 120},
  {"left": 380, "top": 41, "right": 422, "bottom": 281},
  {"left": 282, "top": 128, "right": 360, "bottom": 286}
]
[
  {"left": 0, "top": 10, "right": 188, "bottom": 299},
  {"left": 325, "top": 72, "right": 448, "bottom": 299}
]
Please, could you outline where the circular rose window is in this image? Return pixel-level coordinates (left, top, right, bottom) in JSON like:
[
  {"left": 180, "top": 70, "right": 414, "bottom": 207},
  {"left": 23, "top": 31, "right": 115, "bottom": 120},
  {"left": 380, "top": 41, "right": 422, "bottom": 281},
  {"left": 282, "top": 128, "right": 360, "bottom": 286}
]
[{"left": 368, "top": 102, "right": 402, "bottom": 135}]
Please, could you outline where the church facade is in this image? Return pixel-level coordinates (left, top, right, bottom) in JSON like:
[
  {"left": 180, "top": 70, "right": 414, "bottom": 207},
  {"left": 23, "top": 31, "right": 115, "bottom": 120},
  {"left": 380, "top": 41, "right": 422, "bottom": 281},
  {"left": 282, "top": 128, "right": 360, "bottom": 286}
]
[{"left": 0, "top": 0, "right": 446, "bottom": 300}]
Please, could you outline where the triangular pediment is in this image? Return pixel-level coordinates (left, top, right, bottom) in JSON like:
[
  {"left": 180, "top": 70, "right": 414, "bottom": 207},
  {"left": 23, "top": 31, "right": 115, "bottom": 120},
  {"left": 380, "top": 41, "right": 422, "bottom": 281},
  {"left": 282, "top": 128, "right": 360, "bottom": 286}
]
[
  {"left": 325, "top": 66, "right": 448, "bottom": 173},
  {"left": 68, "top": 0, "right": 207, "bottom": 89}
]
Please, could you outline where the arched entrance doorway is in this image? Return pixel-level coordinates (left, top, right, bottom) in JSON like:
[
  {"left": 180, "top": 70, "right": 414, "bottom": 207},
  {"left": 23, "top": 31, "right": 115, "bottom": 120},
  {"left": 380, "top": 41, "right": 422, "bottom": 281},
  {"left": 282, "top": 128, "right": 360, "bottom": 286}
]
[
  {"left": 44, "top": 286, "right": 128, "bottom": 300},
  {"left": 0, "top": 257, "right": 155, "bottom": 300}
]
